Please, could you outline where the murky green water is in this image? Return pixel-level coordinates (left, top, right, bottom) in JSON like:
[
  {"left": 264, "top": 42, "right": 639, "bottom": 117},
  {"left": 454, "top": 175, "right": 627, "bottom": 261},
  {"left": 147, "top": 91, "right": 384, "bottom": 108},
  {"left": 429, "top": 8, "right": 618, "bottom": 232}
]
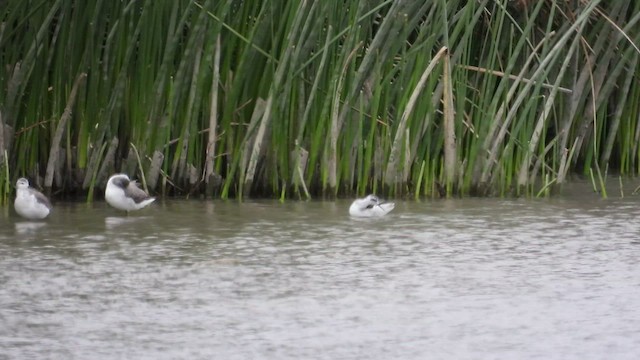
[{"left": 1, "top": 194, "right": 640, "bottom": 359}]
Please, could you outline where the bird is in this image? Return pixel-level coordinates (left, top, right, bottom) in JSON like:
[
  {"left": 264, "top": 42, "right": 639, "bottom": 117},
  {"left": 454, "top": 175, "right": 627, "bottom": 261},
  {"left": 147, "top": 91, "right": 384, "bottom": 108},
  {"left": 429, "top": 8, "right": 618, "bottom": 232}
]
[
  {"left": 105, "top": 174, "right": 155, "bottom": 213},
  {"left": 349, "top": 194, "right": 395, "bottom": 217},
  {"left": 14, "top": 177, "right": 52, "bottom": 220}
]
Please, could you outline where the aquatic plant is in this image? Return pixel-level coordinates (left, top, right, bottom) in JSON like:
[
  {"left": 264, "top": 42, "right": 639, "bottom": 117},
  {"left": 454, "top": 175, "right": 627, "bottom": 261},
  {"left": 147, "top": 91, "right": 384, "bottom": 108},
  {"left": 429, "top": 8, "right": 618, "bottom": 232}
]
[{"left": 0, "top": 0, "right": 638, "bottom": 203}]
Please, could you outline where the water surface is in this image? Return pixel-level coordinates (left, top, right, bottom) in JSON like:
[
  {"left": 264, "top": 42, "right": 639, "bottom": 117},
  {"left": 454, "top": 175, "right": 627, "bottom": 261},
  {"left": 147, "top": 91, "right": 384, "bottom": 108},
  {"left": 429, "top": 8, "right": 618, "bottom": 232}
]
[{"left": 1, "top": 195, "right": 640, "bottom": 359}]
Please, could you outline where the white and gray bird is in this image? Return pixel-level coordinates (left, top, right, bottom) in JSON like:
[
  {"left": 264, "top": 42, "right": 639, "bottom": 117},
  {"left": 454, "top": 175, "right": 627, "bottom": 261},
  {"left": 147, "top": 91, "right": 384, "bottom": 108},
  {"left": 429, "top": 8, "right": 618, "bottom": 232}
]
[
  {"left": 14, "top": 178, "right": 52, "bottom": 220},
  {"left": 349, "top": 194, "right": 395, "bottom": 217},
  {"left": 105, "top": 174, "right": 155, "bottom": 213}
]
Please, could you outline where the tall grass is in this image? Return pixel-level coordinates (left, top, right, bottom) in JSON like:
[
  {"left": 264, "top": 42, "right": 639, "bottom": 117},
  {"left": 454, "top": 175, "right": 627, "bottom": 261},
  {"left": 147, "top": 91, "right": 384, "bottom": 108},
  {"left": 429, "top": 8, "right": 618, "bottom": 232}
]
[{"left": 0, "top": 0, "right": 639, "bottom": 203}]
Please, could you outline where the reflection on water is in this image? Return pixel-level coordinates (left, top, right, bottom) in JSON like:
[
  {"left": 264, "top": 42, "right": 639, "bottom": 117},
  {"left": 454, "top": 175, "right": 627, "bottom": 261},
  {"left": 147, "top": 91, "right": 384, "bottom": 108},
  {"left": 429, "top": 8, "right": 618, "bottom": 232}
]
[
  {"left": 1, "top": 195, "right": 640, "bottom": 359},
  {"left": 14, "top": 221, "right": 48, "bottom": 235},
  {"left": 104, "top": 216, "right": 153, "bottom": 231}
]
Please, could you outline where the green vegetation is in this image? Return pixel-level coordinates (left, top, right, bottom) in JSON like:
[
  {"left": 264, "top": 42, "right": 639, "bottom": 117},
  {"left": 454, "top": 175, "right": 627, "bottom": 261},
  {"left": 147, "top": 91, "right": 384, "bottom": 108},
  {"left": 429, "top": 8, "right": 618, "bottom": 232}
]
[{"left": 0, "top": 0, "right": 638, "bottom": 202}]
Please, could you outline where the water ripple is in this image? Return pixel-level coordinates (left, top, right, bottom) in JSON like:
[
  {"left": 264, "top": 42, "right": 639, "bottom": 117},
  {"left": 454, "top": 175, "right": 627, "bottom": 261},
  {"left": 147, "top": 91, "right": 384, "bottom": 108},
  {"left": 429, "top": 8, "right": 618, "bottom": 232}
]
[{"left": 1, "top": 198, "right": 640, "bottom": 359}]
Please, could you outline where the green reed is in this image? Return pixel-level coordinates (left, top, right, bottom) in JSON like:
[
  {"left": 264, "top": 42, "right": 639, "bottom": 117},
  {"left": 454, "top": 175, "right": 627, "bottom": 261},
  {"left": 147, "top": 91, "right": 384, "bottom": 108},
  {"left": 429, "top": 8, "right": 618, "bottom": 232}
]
[{"left": 0, "top": 0, "right": 639, "bottom": 203}]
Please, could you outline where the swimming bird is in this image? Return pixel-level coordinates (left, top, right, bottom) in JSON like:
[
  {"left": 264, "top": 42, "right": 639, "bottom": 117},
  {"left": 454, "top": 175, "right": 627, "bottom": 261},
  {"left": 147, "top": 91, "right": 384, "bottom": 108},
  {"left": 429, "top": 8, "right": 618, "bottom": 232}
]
[
  {"left": 14, "top": 178, "right": 52, "bottom": 220},
  {"left": 105, "top": 174, "right": 155, "bottom": 213},
  {"left": 349, "top": 194, "right": 395, "bottom": 217}
]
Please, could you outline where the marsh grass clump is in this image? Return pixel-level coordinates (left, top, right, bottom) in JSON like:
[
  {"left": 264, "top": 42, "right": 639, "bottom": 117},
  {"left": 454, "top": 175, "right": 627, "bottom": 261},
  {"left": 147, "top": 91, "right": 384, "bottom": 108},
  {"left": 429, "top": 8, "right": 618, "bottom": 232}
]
[{"left": 0, "top": 0, "right": 638, "bottom": 203}]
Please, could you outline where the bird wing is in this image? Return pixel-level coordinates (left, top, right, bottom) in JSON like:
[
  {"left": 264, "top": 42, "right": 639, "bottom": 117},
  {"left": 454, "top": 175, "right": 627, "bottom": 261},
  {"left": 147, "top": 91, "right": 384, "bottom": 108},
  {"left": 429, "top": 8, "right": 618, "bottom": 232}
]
[
  {"left": 376, "top": 202, "right": 395, "bottom": 215},
  {"left": 31, "top": 189, "right": 53, "bottom": 209},
  {"left": 125, "top": 181, "right": 153, "bottom": 204}
]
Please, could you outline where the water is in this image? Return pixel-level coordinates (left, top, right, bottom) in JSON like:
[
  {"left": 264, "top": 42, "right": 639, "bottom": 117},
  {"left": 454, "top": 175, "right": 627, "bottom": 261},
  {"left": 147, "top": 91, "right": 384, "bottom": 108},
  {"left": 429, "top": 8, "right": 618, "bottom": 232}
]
[{"left": 1, "top": 195, "right": 640, "bottom": 359}]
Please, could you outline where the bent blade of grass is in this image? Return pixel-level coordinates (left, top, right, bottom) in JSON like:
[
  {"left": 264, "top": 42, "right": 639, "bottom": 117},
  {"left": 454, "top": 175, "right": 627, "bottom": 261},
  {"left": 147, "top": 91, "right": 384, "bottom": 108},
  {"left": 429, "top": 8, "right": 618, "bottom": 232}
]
[
  {"left": 442, "top": 48, "right": 457, "bottom": 194},
  {"left": 243, "top": 1, "right": 309, "bottom": 197},
  {"left": 385, "top": 46, "right": 448, "bottom": 189}
]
